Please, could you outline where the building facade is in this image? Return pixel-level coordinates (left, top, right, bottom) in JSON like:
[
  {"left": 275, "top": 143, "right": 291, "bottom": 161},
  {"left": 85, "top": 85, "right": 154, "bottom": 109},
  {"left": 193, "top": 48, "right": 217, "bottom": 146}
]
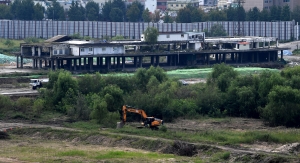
[{"left": 243, "top": 0, "right": 300, "bottom": 11}]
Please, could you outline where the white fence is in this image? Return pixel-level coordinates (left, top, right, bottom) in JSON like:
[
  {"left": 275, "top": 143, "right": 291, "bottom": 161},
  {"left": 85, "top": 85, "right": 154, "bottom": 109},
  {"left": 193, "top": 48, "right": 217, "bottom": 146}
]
[{"left": 0, "top": 20, "right": 296, "bottom": 41}]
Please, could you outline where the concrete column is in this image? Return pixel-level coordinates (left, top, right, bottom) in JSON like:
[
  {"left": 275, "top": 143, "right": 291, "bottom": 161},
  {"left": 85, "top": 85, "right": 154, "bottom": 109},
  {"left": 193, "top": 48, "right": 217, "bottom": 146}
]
[
  {"left": 257, "top": 53, "right": 259, "bottom": 63},
  {"left": 281, "top": 50, "right": 283, "bottom": 60},
  {"left": 60, "top": 60, "right": 64, "bottom": 68},
  {"left": 268, "top": 52, "right": 270, "bottom": 62},
  {"left": 16, "top": 56, "right": 19, "bottom": 68},
  {"left": 156, "top": 56, "right": 160, "bottom": 66},
  {"left": 50, "top": 60, "right": 53, "bottom": 70},
  {"left": 223, "top": 54, "right": 226, "bottom": 63},
  {"left": 38, "top": 47, "right": 41, "bottom": 57},
  {"left": 84, "top": 58, "right": 86, "bottom": 70},
  {"left": 122, "top": 56, "right": 125, "bottom": 69},
  {"left": 186, "top": 43, "right": 189, "bottom": 50},
  {"left": 20, "top": 56, "right": 23, "bottom": 68},
  {"left": 32, "top": 47, "right": 35, "bottom": 56},
  {"left": 273, "top": 52, "right": 275, "bottom": 61},
  {"left": 32, "top": 59, "right": 35, "bottom": 68},
  {"left": 39, "top": 59, "right": 42, "bottom": 69},
  {"left": 113, "top": 57, "right": 116, "bottom": 68},
  {"left": 134, "top": 56, "right": 137, "bottom": 67},
  {"left": 174, "top": 55, "right": 177, "bottom": 66},
  {"left": 235, "top": 54, "right": 238, "bottom": 63},
  {"left": 74, "top": 59, "right": 77, "bottom": 70},
  {"left": 167, "top": 45, "right": 171, "bottom": 51},
  {"left": 139, "top": 56, "right": 143, "bottom": 67},
  {"left": 107, "top": 57, "right": 110, "bottom": 69},
  {"left": 168, "top": 56, "right": 172, "bottom": 66},
  {"left": 78, "top": 58, "right": 81, "bottom": 70},
  {"left": 89, "top": 57, "right": 93, "bottom": 71},
  {"left": 206, "top": 54, "right": 210, "bottom": 65},
  {"left": 215, "top": 54, "right": 219, "bottom": 63},
  {"left": 69, "top": 59, "right": 72, "bottom": 70},
  {"left": 117, "top": 57, "right": 120, "bottom": 68},
  {"left": 55, "top": 59, "right": 59, "bottom": 70},
  {"left": 44, "top": 60, "right": 47, "bottom": 67},
  {"left": 231, "top": 53, "right": 234, "bottom": 61},
  {"left": 97, "top": 57, "right": 100, "bottom": 66},
  {"left": 100, "top": 57, "right": 103, "bottom": 67},
  {"left": 151, "top": 56, "right": 154, "bottom": 65},
  {"left": 240, "top": 53, "right": 243, "bottom": 63}
]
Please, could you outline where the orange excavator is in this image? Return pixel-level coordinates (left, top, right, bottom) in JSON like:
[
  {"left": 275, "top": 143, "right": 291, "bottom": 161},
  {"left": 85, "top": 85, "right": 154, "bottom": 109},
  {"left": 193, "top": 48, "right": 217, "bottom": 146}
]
[{"left": 120, "top": 105, "right": 163, "bottom": 130}]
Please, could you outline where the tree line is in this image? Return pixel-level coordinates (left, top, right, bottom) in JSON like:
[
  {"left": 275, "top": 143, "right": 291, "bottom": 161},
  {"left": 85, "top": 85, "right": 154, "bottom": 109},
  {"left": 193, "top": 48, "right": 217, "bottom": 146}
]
[
  {"left": 0, "top": 0, "right": 299, "bottom": 22},
  {"left": 1, "top": 65, "right": 300, "bottom": 128}
]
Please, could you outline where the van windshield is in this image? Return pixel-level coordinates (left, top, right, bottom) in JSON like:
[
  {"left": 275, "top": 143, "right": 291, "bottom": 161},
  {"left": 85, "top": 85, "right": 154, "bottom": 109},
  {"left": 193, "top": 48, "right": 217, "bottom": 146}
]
[{"left": 30, "top": 80, "right": 37, "bottom": 83}]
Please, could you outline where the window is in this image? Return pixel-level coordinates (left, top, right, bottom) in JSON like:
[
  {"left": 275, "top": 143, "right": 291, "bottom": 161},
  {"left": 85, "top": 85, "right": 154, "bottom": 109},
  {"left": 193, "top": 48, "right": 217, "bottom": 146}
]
[
  {"left": 89, "top": 47, "right": 93, "bottom": 51},
  {"left": 166, "top": 34, "right": 170, "bottom": 38},
  {"left": 54, "top": 50, "right": 57, "bottom": 54},
  {"left": 80, "top": 48, "right": 84, "bottom": 52},
  {"left": 59, "top": 49, "right": 63, "bottom": 54},
  {"left": 171, "top": 4, "right": 173, "bottom": 6},
  {"left": 283, "top": 0, "right": 290, "bottom": 2},
  {"left": 176, "top": 4, "right": 178, "bottom": 7},
  {"left": 181, "top": 4, "right": 183, "bottom": 7},
  {"left": 102, "top": 47, "right": 106, "bottom": 51},
  {"left": 181, "top": 34, "right": 184, "bottom": 38}
]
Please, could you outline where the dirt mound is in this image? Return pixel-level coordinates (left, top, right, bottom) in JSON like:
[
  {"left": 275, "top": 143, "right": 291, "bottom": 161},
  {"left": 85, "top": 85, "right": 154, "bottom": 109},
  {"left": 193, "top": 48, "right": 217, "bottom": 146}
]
[
  {"left": 0, "top": 131, "right": 10, "bottom": 139},
  {"left": 273, "top": 143, "right": 300, "bottom": 154}
]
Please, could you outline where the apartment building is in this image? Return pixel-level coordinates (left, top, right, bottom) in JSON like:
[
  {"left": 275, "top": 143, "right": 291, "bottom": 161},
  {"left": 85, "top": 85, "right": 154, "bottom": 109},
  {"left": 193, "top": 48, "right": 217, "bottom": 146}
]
[
  {"left": 243, "top": 0, "right": 300, "bottom": 11},
  {"left": 167, "top": 0, "right": 199, "bottom": 11}
]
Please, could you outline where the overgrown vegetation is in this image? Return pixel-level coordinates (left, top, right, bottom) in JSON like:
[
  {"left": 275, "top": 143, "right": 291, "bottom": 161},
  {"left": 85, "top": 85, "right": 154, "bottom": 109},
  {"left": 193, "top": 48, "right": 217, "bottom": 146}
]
[{"left": 1, "top": 64, "right": 300, "bottom": 128}]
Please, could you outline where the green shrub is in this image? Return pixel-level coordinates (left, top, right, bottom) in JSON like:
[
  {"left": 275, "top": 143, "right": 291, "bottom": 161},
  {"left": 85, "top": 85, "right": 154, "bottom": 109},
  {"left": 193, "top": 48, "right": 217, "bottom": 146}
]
[
  {"left": 15, "top": 97, "right": 33, "bottom": 113},
  {"left": 160, "top": 125, "right": 167, "bottom": 132},
  {"left": 24, "top": 37, "right": 40, "bottom": 43},
  {"left": 32, "top": 99, "right": 45, "bottom": 115},
  {"left": 0, "top": 95, "right": 13, "bottom": 113}
]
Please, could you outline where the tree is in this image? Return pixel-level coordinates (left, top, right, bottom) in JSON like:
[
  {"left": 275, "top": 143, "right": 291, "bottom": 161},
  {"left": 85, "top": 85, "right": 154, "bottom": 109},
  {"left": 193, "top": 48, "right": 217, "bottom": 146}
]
[
  {"left": 0, "top": 4, "right": 12, "bottom": 19},
  {"left": 102, "top": 85, "right": 124, "bottom": 112},
  {"left": 261, "top": 85, "right": 300, "bottom": 127},
  {"left": 226, "top": 6, "right": 235, "bottom": 21},
  {"left": 291, "top": 6, "right": 300, "bottom": 23},
  {"left": 143, "top": 27, "right": 159, "bottom": 45},
  {"left": 142, "top": 8, "right": 151, "bottom": 22},
  {"left": 191, "top": 8, "right": 204, "bottom": 22},
  {"left": 208, "top": 9, "right": 227, "bottom": 21},
  {"left": 126, "top": 3, "right": 140, "bottom": 22},
  {"left": 102, "top": 0, "right": 112, "bottom": 21},
  {"left": 68, "top": 1, "right": 85, "bottom": 21},
  {"left": 176, "top": 7, "right": 191, "bottom": 23},
  {"left": 33, "top": 3, "right": 44, "bottom": 20},
  {"left": 246, "top": 7, "right": 260, "bottom": 21},
  {"left": 109, "top": 8, "right": 123, "bottom": 22},
  {"left": 151, "top": 10, "right": 160, "bottom": 23},
  {"left": 163, "top": 12, "right": 173, "bottom": 23},
  {"left": 281, "top": 5, "right": 291, "bottom": 21},
  {"left": 46, "top": 0, "right": 65, "bottom": 20},
  {"left": 85, "top": 1, "right": 99, "bottom": 21},
  {"left": 111, "top": 0, "right": 126, "bottom": 16},
  {"left": 259, "top": 8, "right": 269, "bottom": 21},
  {"left": 129, "top": 1, "right": 144, "bottom": 21},
  {"left": 11, "top": 0, "right": 35, "bottom": 20},
  {"left": 204, "top": 24, "right": 227, "bottom": 37}
]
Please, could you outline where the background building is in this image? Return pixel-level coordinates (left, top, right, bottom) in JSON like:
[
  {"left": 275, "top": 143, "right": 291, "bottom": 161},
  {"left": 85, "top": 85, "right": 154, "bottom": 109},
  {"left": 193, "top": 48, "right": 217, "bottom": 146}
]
[{"left": 243, "top": 0, "right": 300, "bottom": 11}]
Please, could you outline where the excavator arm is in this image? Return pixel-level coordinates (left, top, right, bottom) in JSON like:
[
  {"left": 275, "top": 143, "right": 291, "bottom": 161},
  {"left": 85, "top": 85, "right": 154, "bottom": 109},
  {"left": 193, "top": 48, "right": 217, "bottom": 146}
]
[{"left": 122, "top": 105, "right": 148, "bottom": 123}]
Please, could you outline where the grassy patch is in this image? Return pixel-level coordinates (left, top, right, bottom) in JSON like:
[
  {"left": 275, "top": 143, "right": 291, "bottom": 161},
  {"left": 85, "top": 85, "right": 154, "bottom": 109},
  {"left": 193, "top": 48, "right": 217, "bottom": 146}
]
[
  {"left": 63, "top": 120, "right": 100, "bottom": 131},
  {"left": 57, "top": 150, "right": 86, "bottom": 157},
  {"left": 111, "top": 126, "right": 300, "bottom": 145},
  {"left": 210, "top": 152, "right": 231, "bottom": 162},
  {"left": 292, "top": 49, "right": 300, "bottom": 55}
]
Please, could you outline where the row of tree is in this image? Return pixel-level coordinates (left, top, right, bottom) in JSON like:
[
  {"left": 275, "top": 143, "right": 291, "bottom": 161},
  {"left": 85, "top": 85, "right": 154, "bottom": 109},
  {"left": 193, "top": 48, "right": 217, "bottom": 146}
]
[
  {"left": 0, "top": 0, "right": 299, "bottom": 22},
  {"left": 176, "top": 5, "right": 300, "bottom": 23},
  {"left": 1, "top": 65, "right": 300, "bottom": 127}
]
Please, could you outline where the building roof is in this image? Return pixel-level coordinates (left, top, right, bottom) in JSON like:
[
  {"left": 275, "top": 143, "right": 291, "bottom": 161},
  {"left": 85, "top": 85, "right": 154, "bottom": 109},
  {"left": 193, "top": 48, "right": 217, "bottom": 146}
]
[
  {"left": 238, "top": 42, "right": 250, "bottom": 45},
  {"left": 45, "top": 35, "right": 71, "bottom": 43}
]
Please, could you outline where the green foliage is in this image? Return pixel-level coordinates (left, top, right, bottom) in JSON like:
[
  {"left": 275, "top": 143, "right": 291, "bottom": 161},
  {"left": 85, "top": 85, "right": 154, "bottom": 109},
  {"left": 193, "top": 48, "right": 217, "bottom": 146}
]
[
  {"left": 4, "top": 40, "right": 14, "bottom": 48},
  {"left": 143, "top": 27, "right": 159, "bottom": 45},
  {"left": 15, "top": 97, "right": 33, "bottom": 113},
  {"left": 102, "top": 85, "right": 124, "bottom": 112},
  {"left": 160, "top": 125, "right": 167, "bottom": 132},
  {"left": 85, "top": 1, "right": 99, "bottom": 21},
  {"left": 32, "top": 98, "right": 45, "bottom": 115},
  {"left": 142, "top": 8, "right": 151, "bottom": 22},
  {"left": 46, "top": 0, "right": 65, "bottom": 20},
  {"left": 207, "top": 63, "right": 238, "bottom": 92},
  {"left": 261, "top": 85, "right": 300, "bottom": 127},
  {"left": 163, "top": 12, "right": 173, "bottom": 23},
  {"left": 126, "top": 3, "right": 140, "bottom": 22},
  {"left": 24, "top": 37, "right": 40, "bottom": 43},
  {"left": 0, "top": 4, "right": 12, "bottom": 19},
  {"left": 111, "top": 35, "right": 125, "bottom": 41},
  {"left": 68, "top": 1, "right": 85, "bottom": 21},
  {"left": 204, "top": 24, "right": 227, "bottom": 37},
  {"left": 77, "top": 73, "right": 105, "bottom": 94},
  {"left": 11, "top": 0, "right": 44, "bottom": 20},
  {"left": 0, "top": 95, "right": 13, "bottom": 113}
]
